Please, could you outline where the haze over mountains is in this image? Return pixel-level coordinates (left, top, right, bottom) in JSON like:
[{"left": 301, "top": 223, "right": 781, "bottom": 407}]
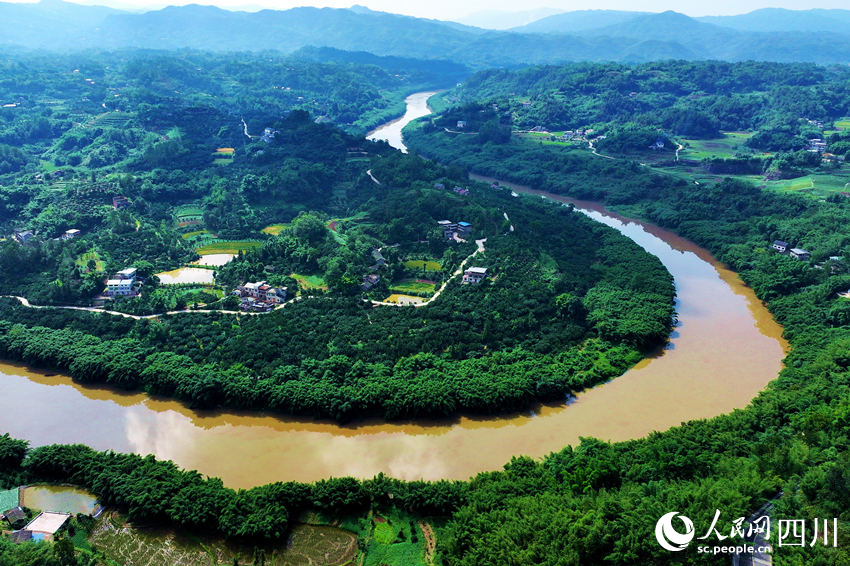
[{"left": 2, "top": 1, "right": 850, "bottom": 67}]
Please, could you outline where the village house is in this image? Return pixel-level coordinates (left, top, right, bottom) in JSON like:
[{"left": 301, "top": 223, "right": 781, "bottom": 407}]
[
  {"left": 105, "top": 267, "right": 138, "bottom": 297},
  {"left": 112, "top": 195, "right": 131, "bottom": 210},
  {"left": 19, "top": 512, "right": 71, "bottom": 543},
  {"left": 13, "top": 230, "right": 34, "bottom": 245},
  {"left": 232, "top": 281, "right": 287, "bottom": 311},
  {"left": 772, "top": 240, "right": 789, "bottom": 253},
  {"left": 61, "top": 229, "right": 81, "bottom": 240},
  {"left": 790, "top": 248, "right": 811, "bottom": 261},
  {"left": 116, "top": 267, "right": 137, "bottom": 280},
  {"left": 456, "top": 120, "right": 467, "bottom": 130},
  {"left": 437, "top": 220, "right": 473, "bottom": 240},
  {"left": 1, "top": 507, "right": 26, "bottom": 529},
  {"left": 369, "top": 249, "right": 386, "bottom": 271},
  {"left": 807, "top": 139, "right": 827, "bottom": 153},
  {"left": 438, "top": 220, "right": 457, "bottom": 238},
  {"left": 361, "top": 273, "right": 380, "bottom": 291},
  {"left": 462, "top": 266, "right": 488, "bottom": 285},
  {"left": 261, "top": 127, "right": 276, "bottom": 143}
]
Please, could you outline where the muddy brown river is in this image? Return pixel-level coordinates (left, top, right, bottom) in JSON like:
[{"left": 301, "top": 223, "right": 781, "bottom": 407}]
[{"left": 0, "top": 93, "right": 786, "bottom": 489}]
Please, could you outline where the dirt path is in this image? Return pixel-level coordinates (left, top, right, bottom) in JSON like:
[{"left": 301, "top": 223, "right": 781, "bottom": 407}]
[
  {"left": 240, "top": 118, "right": 255, "bottom": 140},
  {"left": 0, "top": 294, "right": 307, "bottom": 320},
  {"left": 588, "top": 138, "right": 616, "bottom": 160},
  {"left": 418, "top": 521, "right": 436, "bottom": 565}
]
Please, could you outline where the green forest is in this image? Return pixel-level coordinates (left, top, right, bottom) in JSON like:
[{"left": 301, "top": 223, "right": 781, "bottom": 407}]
[
  {"left": 398, "top": 66, "right": 850, "bottom": 563},
  {"left": 0, "top": 156, "right": 675, "bottom": 419},
  {"left": 3, "top": 54, "right": 850, "bottom": 565},
  {"left": 0, "top": 49, "right": 674, "bottom": 420}
]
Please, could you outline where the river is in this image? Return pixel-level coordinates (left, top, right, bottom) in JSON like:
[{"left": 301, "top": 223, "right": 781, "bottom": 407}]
[
  {"left": 366, "top": 91, "right": 438, "bottom": 153},
  {"left": 0, "top": 93, "right": 786, "bottom": 489}
]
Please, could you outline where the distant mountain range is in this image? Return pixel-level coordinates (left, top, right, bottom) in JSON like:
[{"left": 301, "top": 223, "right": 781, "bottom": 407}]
[
  {"left": 456, "top": 7, "right": 563, "bottom": 30},
  {"left": 2, "top": 1, "right": 850, "bottom": 67}
]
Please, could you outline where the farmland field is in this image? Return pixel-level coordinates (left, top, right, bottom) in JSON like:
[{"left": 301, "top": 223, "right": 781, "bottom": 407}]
[
  {"left": 174, "top": 205, "right": 204, "bottom": 217},
  {"left": 195, "top": 240, "right": 262, "bottom": 255},
  {"left": 404, "top": 259, "right": 442, "bottom": 272},
  {"left": 75, "top": 249, "right": 105, "bottom": 273},
  {"left": 261, "top": 223, "right": 289, "bottom": 235},
  {"left": 389, "top": 279, "right": 435, "bottom": 295},
  {"left": 383, "top": 293, "right": 425, "bottom": 305},
  {"left": 678, "top": 132, "right": 758, "bottom": 160},
  {"left": 89, "top": 514, "right": 357, "bottom": 566},
  {"left": 291, "top": 272, "right": 328, "bottom": 291},
  {"left": 763, "top": 170, "right": 850, "bottom": 198},
  {"left": 181, "top": 230, "right": 212, "bottom": 240}
]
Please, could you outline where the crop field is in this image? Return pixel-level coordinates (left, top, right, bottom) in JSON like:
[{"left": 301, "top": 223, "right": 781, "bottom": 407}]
[
  {"left": 89, "top": 514, "right": 357, "bottom": 566},
  {"left": 678, "top": 132, "right": 757, "bottom": 160},
  {"left": 75, "top": 249, "right": 106, "bottom": 273},
  {"left": 663, "top": 162, "right": 850, "bottom": 200},
  {"left": 291, "top": 273, "right": 328, "bottom": 291},
  {"left": 181, "top": 230, "right": 213, "bottom": 240},
  {"left": 835, "top": 119, "right": 850, "bottom": 130},
  {"left": 383, "top": 294, "right": 425, "bottom": 305},
  {"left": 174, "top": 205, "right": 204, "bottom": 217},
  {"left": 404, "top": 260, "right": 442, "bottom": 272},
  {"left": 361, "top": 510, "right": 428, "bottom": 566},
  {"left": 262, "top": 223, "right": 289, "bottom": 235},
  {"left": 763, "top": 170, "right": 850, "bottom": 198},
  {"left": 515, "top": 131, "right": 580, "bottom": 147},
  {"left": 390, "top": 279, "right": 435, "bottom": 295},
  {"left": 87, "top": 111, "right": 133, "bottom": 128},
  {"left": 196, "top": 240, "right": 262, "bottom": 255}
]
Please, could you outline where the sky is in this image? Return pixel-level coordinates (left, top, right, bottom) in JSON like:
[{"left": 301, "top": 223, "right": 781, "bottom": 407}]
[{"left": 9, "top": 0, "right": 850, "bottom": 21}]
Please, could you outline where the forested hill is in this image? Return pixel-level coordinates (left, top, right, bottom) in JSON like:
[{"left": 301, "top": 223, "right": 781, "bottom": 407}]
[
  {"left": 2, "top": 1, "right": 850, "bottom": 66},
  {"left": 401, "top": 79, "right": 850, "bottom": 566},
  {"left": 446, "top": 61, "right": 850, "bottom": 135}
]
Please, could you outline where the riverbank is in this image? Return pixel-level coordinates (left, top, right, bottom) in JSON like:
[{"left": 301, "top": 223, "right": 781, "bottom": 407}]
[{"left": 0, "top": 92, "right": 785, "bottom": 488}]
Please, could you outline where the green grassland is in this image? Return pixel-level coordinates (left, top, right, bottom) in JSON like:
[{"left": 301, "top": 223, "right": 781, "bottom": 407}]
[
  {"left": 404, "top": 260, "right": 442, "bottom": 272},
  {"left": 195, "top": 240, "right": 262, "bottom": 255},
  {"left": 835, "top": 119, "right": 850, "bottom": 130}
]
